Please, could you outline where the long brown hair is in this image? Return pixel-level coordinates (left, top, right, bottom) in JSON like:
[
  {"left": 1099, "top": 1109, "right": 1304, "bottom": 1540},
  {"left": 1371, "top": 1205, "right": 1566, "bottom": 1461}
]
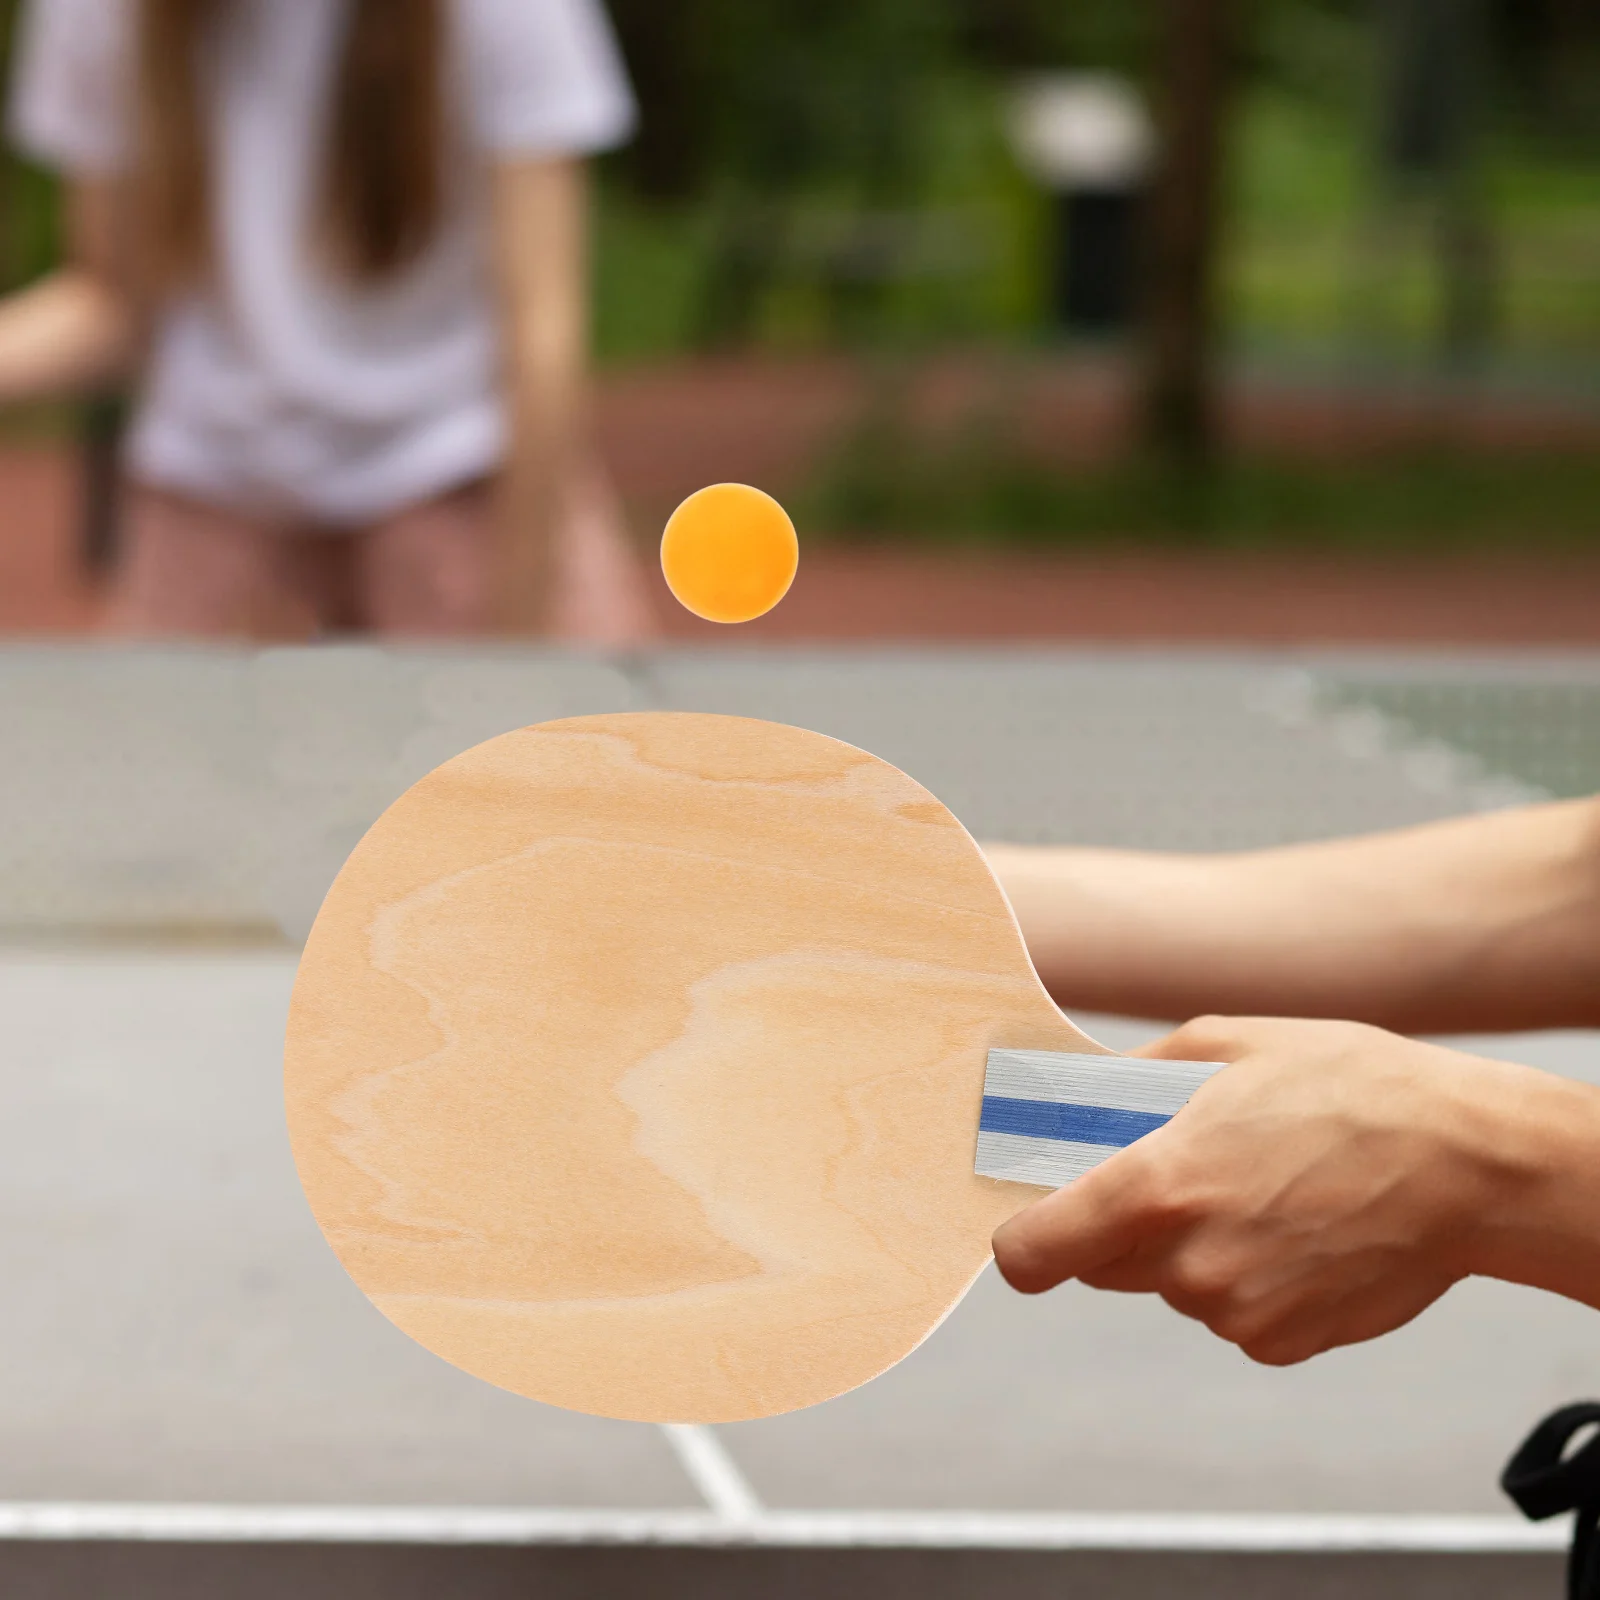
[{"left": 136, "top": 0, "right": 446, "bottom": 286}]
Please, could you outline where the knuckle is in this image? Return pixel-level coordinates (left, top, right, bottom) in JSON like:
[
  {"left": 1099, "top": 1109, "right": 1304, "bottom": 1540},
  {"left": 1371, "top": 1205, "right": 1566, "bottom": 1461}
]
[
  {"left": 1163, "top": 1268, "right": 1281, "bottom": 1349},
  {"left": 1165, "top": 1250, "right": 1235, "bottom": 1309},
  {"left": 1108, "top": 1140, "right": 1163, "bottom": 1197},
  {"left": 1116, "top": 1145, "right": 1197, "bottom": 1226},
  {"left": 1170, "top": 1014, "right": 1242, "bottom": 1061},
  {"left": 1302, "top": 1016, "right": 1365, "bottom": 1049},
  {"left": 1240, "top": 1329, "right": 1317, "bottom": 1368},
  {"left": 1209, "top": 1300, "right": 1276, "bottom": 1348},
  {"left": 1081, "top": 1260, "right": 1144, "bottom": 1293}
]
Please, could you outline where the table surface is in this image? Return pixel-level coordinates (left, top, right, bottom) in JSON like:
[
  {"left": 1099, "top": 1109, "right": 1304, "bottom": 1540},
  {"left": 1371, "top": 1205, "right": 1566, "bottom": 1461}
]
[{"left": 2, "top": 647, "right": 1597, "bottom": 1519}]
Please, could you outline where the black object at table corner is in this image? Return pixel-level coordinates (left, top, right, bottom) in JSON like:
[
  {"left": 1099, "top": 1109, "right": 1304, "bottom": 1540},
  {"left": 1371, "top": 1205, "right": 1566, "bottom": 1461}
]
[{"left": 1503, "top": 1401, "right": 1600, "bottom": 1600}]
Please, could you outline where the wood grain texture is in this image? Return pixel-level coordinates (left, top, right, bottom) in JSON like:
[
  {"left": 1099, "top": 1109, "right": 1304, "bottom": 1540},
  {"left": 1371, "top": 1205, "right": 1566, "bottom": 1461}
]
[{"left": 284, "top": 713, "right": 1102, "bottom": 1422}]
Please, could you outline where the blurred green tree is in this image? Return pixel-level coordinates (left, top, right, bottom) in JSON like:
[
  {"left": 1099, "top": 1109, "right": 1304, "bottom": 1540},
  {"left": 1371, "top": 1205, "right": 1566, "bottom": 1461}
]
[
  {"left": 0, "top": 0, "right": 62, "bottom": 293},
  {"left": 0, "top": 0, "right": 1588, "bottom": 376},
  {"left": 607, "top": 0, "right": 1142, "bottom": 203},
  {"left": 607, "top": 0, "right": 981, "bottom": 343}
]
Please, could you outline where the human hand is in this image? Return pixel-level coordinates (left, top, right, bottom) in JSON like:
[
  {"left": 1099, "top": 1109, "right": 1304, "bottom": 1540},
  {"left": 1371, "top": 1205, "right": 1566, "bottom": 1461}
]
[
  {"left": 992, "top": 1016, "right": 1593, "bottom": 1366},
  {"left": 550, "top": 461, "right": 657, "bottom": 647}
]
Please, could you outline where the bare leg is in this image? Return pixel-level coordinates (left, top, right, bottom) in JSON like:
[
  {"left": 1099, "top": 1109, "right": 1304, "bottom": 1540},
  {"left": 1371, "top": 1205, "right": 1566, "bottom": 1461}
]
[
  {"left": 283, "top": 531, "right": 361, "bottom": 637},
  {"left": 108, "top": 485, "right": 317, "bottom": 641},
  {"left": 356, "top": 483, "right": 492, "bottom": 637},
  {"left": 360, "top": 469, "right": 660, "bottom": 643}
]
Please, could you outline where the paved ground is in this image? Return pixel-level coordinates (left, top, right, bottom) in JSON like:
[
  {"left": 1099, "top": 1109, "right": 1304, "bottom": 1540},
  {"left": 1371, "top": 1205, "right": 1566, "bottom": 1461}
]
[
  {"left": 653, "top": 549, "right": 1600, "bottom": 648},
  {"left": 1, "top": 646, "right": 1598, "bottom": 1520}
]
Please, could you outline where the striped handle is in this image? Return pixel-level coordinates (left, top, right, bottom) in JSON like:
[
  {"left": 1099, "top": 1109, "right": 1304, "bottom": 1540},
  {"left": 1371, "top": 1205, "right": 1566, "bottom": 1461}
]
[{"left": 974, "top": 1048, "right": 1223, "bottom": 1189}]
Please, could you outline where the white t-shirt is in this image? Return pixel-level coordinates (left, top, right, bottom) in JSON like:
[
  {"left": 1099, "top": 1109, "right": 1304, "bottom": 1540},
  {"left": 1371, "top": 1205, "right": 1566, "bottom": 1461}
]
[{"left": 9, "top": 0, "right": 635, "bottom": 523}]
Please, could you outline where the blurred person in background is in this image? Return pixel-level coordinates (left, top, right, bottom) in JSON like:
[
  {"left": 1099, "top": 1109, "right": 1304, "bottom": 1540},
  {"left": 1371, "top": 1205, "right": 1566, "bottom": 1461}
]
[{"left": 0, "top": 0, "right": 655, "bottom": 641}]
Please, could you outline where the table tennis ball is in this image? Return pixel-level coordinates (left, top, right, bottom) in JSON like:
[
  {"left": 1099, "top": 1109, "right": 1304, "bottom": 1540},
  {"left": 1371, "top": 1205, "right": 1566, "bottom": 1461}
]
[{"left": 660, "top": 483, "right": 798, "bottom": 624}]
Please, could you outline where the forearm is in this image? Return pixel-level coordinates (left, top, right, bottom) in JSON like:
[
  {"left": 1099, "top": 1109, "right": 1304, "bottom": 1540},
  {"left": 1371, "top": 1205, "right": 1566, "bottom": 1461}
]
[
  {"left": 488, "top": 157, "right": 588, "bottom": 635},
  {"left": 0, "top": 269, "right": 134, "bottom": 404},
  {"left": 987, "top": 797, "right": 1600, "bottom": 1031},
  {"left": 491, "top": 380, "right": 577, "bottom": 632}
]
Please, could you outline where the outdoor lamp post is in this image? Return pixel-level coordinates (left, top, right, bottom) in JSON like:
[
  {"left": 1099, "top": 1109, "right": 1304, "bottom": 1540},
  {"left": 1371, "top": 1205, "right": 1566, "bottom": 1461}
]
[{"left": 1008, "top": 73, "right": 1155, "bottom": 336}]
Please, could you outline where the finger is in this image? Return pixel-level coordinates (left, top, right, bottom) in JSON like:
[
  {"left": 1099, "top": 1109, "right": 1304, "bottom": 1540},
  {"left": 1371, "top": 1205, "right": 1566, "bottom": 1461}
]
[
  {"left": 1131, "top": 1014, "right": 1249, "bottom": 1064},
  {"left": 1236, "top": 1272, "right": 1454, "bottom": 1368},
  {"left": 1079, "top": 1245, "right": 1172, "bottom": 1295},
  {"left": 992, "top": 1147, "right": 1169, "bottom": 1295}
]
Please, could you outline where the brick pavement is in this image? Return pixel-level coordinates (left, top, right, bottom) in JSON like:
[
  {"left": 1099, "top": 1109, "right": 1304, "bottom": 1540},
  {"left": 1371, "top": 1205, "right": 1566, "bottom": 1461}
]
[{"left": 3, "top": 354, "right": 1597, "bottom": 645}]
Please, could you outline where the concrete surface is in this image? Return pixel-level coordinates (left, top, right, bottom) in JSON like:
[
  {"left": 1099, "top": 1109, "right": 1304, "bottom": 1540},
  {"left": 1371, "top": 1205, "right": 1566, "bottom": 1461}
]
[{"left": 0, "top": 1539, "right": 1566, "bottom": 1600}]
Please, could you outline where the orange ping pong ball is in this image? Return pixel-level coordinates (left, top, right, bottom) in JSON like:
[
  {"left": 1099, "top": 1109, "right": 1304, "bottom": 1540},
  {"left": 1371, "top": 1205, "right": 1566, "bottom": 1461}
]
[{"left": 660, "top": 483, "right": 798, "bottom": 624}]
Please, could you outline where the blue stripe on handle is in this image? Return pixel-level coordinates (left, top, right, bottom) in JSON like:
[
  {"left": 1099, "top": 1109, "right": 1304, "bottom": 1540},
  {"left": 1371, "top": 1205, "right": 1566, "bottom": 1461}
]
[{"left": 979, "top": 1095, "right": 1171, "bottom": 1148}]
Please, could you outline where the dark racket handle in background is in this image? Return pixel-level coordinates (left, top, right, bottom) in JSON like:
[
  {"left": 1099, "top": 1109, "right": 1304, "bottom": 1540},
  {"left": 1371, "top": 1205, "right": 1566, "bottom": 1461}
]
[{"left": 79, "top": 391, "right": 126, "bottom": 575}]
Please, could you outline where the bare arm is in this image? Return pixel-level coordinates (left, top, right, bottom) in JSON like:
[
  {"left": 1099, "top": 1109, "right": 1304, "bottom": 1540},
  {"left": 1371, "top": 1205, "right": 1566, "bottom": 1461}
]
[
  {"left": 488, "top": 156, "right": 589, "bottom": 634},
  {"left": 986, "top": 797, "right": 1600, "bottom": 1033},
  {"left": 0, "top": 177, "right": 137, "bottom": 404}
]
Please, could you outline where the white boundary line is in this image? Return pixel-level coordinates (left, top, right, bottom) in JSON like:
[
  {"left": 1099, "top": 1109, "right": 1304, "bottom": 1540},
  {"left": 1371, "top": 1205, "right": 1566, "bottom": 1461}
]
[
  {"left": 0, "top": 1505, "right": 1565, "bottom": 1553},
  {"left": 658, "top": 1425, "right": 763, "bottom": 1520}
]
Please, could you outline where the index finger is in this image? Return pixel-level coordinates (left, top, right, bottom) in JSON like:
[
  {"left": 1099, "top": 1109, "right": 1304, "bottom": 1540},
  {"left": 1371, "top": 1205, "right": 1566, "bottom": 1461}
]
[
  {"left": 991, "top": 1144, "right": 1170, "bottom": 1294},
  {"left": 1133, "top": 1014, "right": 1249, "bottom": 1065}
]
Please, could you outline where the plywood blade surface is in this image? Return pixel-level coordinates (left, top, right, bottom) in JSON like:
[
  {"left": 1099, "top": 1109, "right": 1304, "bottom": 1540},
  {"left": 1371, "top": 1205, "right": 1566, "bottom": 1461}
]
[{"left": 285, "top": 714, "right": 1093, "bottom": 1421}]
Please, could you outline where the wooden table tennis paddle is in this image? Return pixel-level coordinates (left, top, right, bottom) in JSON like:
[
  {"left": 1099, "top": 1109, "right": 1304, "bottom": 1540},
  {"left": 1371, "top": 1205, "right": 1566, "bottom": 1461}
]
[{"left": 285, "top": 713, "right": 1215, "bottom": 1424}]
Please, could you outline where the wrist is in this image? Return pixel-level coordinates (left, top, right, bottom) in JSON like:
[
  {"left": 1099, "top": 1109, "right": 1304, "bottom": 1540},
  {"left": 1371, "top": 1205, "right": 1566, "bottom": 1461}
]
[{"left": 1457, "top": 1058, "right": 1600, "bottom": 1306}]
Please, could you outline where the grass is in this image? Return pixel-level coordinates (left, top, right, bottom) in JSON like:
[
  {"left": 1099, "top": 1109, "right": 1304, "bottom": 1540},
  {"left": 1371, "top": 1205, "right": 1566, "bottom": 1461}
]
[
  {"left": 800, "top": 426, "right": 1600, "bottom": 550},
  {"left": 591, "top": 68, "right": 1046, "bottom": 363},
  {"left": 1221, "top": 91, "right": 1600, "bottom": 372}
]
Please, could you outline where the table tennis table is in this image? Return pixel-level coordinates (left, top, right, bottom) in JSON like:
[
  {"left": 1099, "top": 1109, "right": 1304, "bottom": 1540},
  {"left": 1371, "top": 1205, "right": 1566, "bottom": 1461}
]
[{"left": 2, "top": 645, "right": 1595, "bottom": 1597}]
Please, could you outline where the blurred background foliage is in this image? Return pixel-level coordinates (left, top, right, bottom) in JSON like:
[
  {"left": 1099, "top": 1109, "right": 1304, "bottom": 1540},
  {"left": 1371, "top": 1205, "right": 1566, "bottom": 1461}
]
[
  {"left": 0, "top": 0, "right": 1594, "bottom": 368},
  {"left": 594, "top": 0, "right": 1599, "bottom": 544},
  {"left": 0, "top": 0, "right": 1594, "bottom": 544},
  {"left": 595, "top": 0, "right": 1600, "bottom": 376},
  {"left": 1, "top": 0, "right": 1593, "bottom": 373}
]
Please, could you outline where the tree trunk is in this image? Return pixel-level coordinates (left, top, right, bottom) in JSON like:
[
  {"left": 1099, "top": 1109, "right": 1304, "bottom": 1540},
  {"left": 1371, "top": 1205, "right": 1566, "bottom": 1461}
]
[{"left": 1139, "top": 0, "right": 1236, "bottom": 463}]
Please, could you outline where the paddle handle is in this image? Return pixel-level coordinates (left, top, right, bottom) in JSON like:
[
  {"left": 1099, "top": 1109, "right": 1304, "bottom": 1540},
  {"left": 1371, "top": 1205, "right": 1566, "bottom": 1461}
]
[{"left": 975, "top": 1048, "right": 1223, "bottom": 1188}]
